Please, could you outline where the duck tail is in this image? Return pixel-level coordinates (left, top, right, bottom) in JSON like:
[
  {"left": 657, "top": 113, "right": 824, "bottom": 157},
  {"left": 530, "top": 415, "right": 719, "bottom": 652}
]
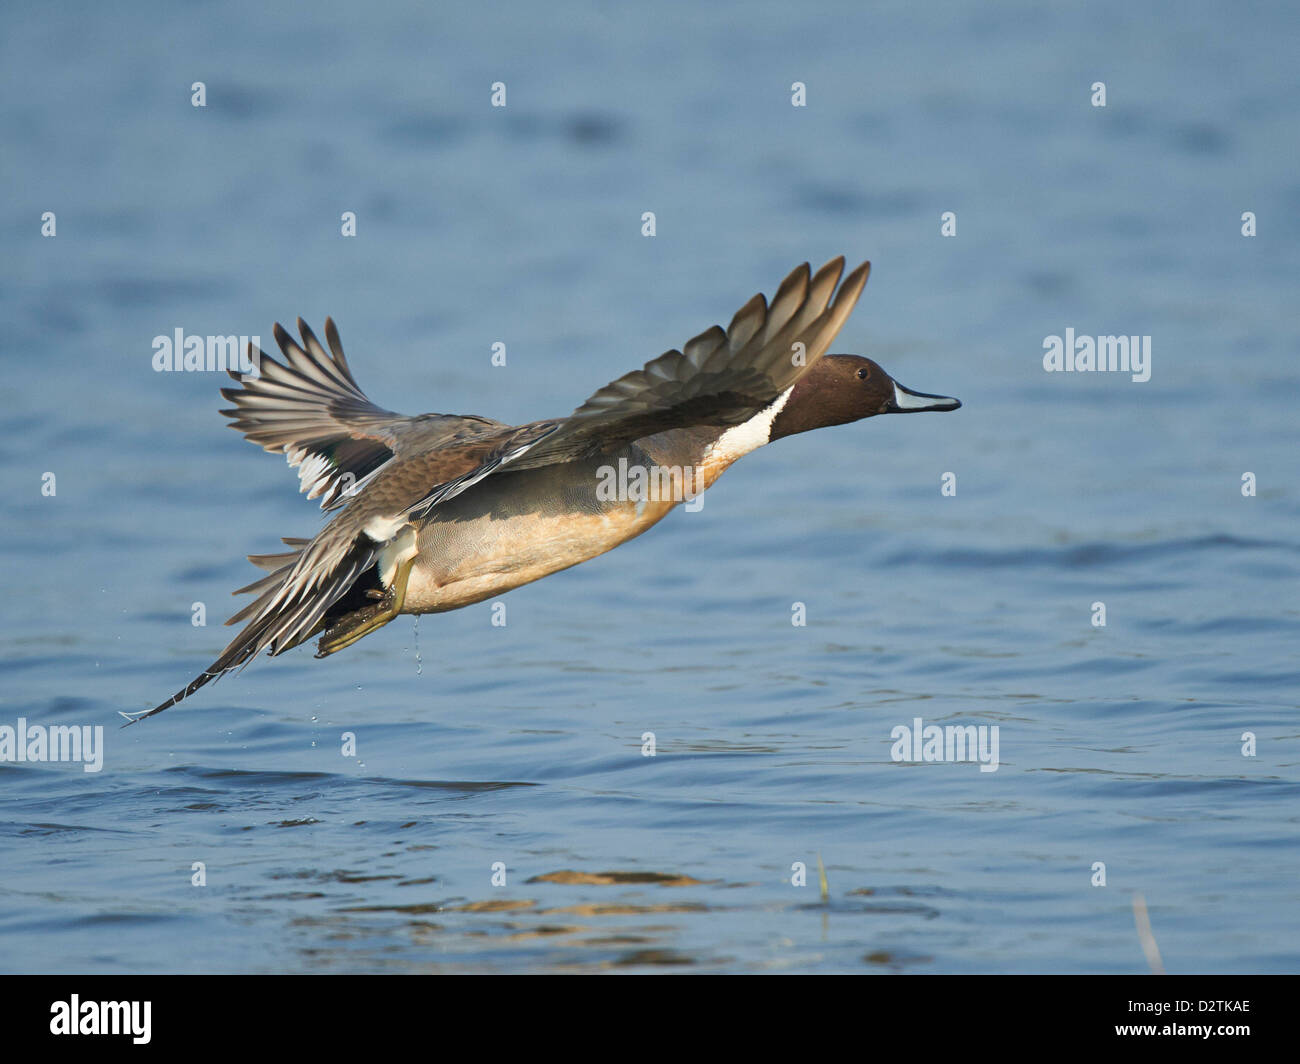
[{"left": 124, "top": 534, "right": 372, "bottom": 726}]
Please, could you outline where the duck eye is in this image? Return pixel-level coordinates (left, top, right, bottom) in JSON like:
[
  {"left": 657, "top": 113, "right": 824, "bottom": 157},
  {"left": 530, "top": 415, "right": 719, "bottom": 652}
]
[{"left": 856, "top": 367, "right": 869, "bottom": 380}]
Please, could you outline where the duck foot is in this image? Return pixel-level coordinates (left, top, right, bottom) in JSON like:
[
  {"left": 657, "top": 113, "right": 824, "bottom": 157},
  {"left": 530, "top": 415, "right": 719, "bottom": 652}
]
[{"left": 315, "top": 556, "right": 414, "bottom": 657}]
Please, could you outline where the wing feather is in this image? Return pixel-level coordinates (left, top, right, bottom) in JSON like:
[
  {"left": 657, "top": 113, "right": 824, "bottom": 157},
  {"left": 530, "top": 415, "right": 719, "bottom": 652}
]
[{"left": 221, "top": 317, "right": 505, "bottom": 510}]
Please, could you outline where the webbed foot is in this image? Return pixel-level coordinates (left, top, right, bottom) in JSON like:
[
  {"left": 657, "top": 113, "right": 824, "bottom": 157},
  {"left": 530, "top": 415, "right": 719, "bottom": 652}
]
[{"left": 315, "top": 556, "right": 414, "bottom": 657}]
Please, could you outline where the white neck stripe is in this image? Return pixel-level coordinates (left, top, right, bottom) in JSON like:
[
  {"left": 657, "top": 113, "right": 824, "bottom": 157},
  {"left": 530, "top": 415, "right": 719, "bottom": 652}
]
[{"left": 708, "top": 385, "right": 795, "bottom": 463}]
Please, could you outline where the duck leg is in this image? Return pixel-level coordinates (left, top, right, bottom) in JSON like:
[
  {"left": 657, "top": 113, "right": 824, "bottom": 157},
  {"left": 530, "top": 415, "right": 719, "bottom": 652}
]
[{"left": 315, "top": 554, "right": 415, "bottom": 657}]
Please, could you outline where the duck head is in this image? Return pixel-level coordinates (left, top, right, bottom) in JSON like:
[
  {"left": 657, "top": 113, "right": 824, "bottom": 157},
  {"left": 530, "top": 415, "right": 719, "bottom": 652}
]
[{"left": 769, "top": 354, "right": 960, "bottom": 441}]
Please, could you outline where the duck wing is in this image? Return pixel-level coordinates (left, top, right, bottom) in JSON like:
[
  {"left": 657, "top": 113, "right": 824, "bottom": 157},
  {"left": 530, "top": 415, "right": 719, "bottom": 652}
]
[
  {"left": 398, "top": 257, "right": 869, "bottom": 520},
  {"left": 221, "top": 317, "right": 506, "bottom": 510}
]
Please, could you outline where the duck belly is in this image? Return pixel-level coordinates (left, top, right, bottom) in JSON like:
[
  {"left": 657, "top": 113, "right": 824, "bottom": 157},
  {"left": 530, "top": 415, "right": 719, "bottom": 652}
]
[{"left": 399, "top": 459, "right": 681, "bottom": 614}]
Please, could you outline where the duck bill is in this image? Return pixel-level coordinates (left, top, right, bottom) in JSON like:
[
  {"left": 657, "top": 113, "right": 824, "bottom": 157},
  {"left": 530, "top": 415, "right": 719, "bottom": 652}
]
[{"left": 886, "top": 379, "right": 961, "bottom": 413}]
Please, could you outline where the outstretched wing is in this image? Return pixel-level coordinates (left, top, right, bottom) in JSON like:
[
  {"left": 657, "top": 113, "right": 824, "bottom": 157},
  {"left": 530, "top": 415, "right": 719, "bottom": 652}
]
[
  {"left": 510, "top": 256, "right": 869, "bottom": 467},
  {"left": 400, "top": 256, "right": 870, "bottom": 518},
  {"left": 222, "top": 318, "right": 504, "bottom": 509}
]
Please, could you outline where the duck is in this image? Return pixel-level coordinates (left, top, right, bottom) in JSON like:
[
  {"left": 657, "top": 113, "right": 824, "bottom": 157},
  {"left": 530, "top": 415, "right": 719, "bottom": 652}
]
[{"left": 129, "top": 256, "right": 960, "bottom": 723}]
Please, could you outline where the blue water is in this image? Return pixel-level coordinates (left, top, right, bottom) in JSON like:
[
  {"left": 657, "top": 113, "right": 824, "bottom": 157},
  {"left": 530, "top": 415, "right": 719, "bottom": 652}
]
[{"left": 2, "top": 0, "right": 1298, "bottom": 973}]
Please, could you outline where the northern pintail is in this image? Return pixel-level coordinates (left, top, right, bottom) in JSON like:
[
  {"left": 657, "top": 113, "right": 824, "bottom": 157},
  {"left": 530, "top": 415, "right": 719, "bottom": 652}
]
[{"left": 131, "top": 257, "right": 959, "bottom": 722}]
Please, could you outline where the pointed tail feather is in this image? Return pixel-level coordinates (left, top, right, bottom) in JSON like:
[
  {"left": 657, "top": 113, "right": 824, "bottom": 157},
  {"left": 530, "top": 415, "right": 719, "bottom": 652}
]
[
  {"left": 121, "top": 665, "right": 232, "bottom": 726},
  {"left": 122, "top": 607, "right": 296, "bottom": 726},
  {"left": 128, "top": 534, "right": 375, "bottom": 725}
]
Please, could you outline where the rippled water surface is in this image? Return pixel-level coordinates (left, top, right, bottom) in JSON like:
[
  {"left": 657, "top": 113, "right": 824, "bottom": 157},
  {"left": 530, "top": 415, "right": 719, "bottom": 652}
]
[{"left": 2, "top": 1, "right": 1298, "bottom": 972}]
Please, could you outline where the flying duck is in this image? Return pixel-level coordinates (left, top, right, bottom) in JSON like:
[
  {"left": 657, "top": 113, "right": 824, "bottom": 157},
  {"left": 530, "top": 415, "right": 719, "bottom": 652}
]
[{"left": 130, "top": 257, "right": 960, "bottom": 722}]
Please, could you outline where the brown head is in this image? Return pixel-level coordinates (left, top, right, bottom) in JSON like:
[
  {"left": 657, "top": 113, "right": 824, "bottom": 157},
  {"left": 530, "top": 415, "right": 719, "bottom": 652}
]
[{"left": 769, "top": 354, "right": 960, "bottom": 442}]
